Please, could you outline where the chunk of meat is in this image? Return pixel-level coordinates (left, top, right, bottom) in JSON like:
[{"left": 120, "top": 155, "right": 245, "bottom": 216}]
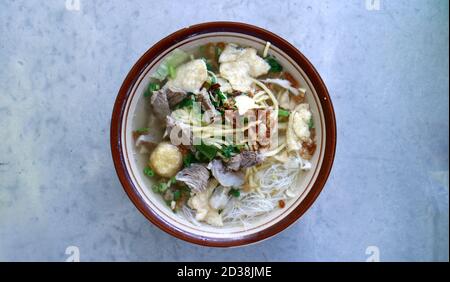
[
  {"left": 226, "top": 151, "right": 264, "bottom": 171},
  {"left": 196, "top": 89, "right": 220, "bottom": 123},
  {"left": 196, "top": 89, "right": 216, "bottom": 113},
  {"left": 166, "top": 88, "right": 187, "bottom": 108},
  {"left": 165, "top": 115, "right": 193, "bottom": 146},
  {"left": 208, "top": 159, "right": 244, "bottom": 187},
  {"left": 134, "top": 132, "right": 160, "bottom": 154},
  {"left": 175, "top": 164, "right": 210, "bottom": 193},
  {"left": 150, "top": 89, "right": 170, "bottom": 120}
]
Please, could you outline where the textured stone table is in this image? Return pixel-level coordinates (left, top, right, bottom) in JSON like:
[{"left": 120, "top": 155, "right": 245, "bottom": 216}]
[{"left": 0, "top": 0, "right": 448, "bottom": 261}]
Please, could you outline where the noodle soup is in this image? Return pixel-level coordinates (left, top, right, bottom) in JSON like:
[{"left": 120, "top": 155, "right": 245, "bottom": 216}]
[{"left": 133, "top": 42, "right": 317, "bottom": 227}]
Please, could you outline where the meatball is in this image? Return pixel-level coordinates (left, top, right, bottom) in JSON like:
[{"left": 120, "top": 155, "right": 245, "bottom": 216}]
[{"left": 149, "top": 142, "right": 183, "bottom": 178}]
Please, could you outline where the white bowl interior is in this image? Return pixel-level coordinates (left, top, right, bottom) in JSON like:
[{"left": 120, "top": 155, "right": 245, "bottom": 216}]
[{"left": 121, "top": 32, "right": 326, "bottom": 239}]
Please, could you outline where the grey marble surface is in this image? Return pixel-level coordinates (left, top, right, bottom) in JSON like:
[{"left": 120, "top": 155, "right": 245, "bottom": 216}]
[{"left": 0, "top": 0, "right": 448, "bottom": 262}]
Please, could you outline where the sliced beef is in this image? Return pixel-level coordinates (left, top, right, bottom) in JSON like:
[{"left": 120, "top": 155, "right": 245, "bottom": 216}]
[
  {"left": 196, "top": 89, "right": 220, "bottom": 122},
  {"left": 150, "top": 89, "right": 170, "bottom": 120},
  {"left": 208, "top": 159, "right": 244, "bottom": 187},
  {"left": 165, "top": 116, "right": 193, "bottom": 146},
  {"left": 166, "top": 88, "right": 188, "bottom": 108},
  {"left": 134, "top": 132, "right": 160, "bottom": 153},
  {"left": 175, "top": 164, "right": 210, "bottom": 193},
  {"left": 196, "top": 90, "right": 214, "bottom": 111},
  {"left": 226, "top": 151, "right": 264, "bottom": 171}
]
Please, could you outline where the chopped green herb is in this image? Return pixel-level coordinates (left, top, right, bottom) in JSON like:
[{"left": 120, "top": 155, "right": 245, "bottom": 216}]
[
  {"left": 152, "top": 182, "right": 168, "bottom": 194},
  {"left": 195, "top": 143, "right": 218, "bottom": 161},
  {"left": 144, "top": 82, "right": 160, "bottom": 97},
  {"left": 221, "top": 146, "right": 234, "bottom": 158},
  {"left": 265, "top": 56, "right": 283, "bottom": 73},
  {"left": 201, "top": 57, "right": 213, "bottom": 71},
  {"left": 308, "top": 118, "right": 314, "bottom": 129},
  {"left": 158, "top": 183, "right": 168, "bottom": 193},
  {"left": 209, "top": 75, "right": 217, "bottom": 84},
  {"left": 168, "top": 65, "right": 176, "bottom": 79},
  {"left": 173, "top": 190, "right": 181, "bottom": 201},
  {"left": 151, "top": 49, "right": 189, "bottom": 81},
  {"left": 150, "top": 82, "right": 160, "bottom": 91},
  {"left": 183, "top": 152, "right": 194, "bottom": 167},
  {"left": 143, "top": 167, "right": 155, "bottom": 177},
  {"left": 210, "top": 97, "right": 220, "bottom": 108},
  {"left": 160, "top": 185, "right": 168, "bottom": 194},
  {"left": 215, "top": 46, "right": 223, "bottom": 61},
  {"left": 215, "top": 89, "right": 227, "bottom": 102},
  {"left": 235, "top": 144, "right": 245, "bottom": 152},
  {"left": 229, "top": 188, "right": 240, "bottom": 198},
  {"left": 221, "top": 145, "right": 240, "bottom": 158},
  {"left": 278, "top": 108, "right": 290, "bottom": 117},
  {"left": 169, "top": 177, "right": 177, "bottom": 185},
  {"left": 175, "top": 96, "right": 194, "bottom": 109},
  {"left": 135, "top": 127, "right": 150, "bottom": 134}
]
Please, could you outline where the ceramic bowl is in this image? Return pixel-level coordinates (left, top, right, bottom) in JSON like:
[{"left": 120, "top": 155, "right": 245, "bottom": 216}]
[{"left": 110, "top": 22, "right": 336, "bottom": 247}]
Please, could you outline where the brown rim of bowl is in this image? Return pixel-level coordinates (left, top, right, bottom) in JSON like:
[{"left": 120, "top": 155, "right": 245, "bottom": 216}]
[{"left": 110, "top": 21, "right": 337, "bottom": 247}]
